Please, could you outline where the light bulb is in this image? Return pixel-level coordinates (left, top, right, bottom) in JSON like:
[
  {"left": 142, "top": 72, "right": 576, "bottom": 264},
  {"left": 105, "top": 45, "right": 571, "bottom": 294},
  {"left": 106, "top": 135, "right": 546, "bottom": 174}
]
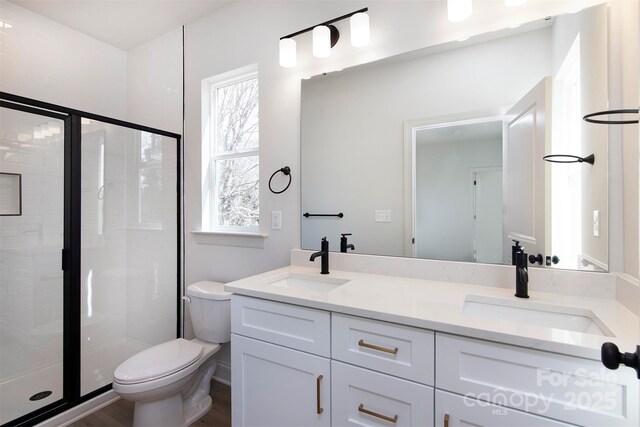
[
  {"left": 448, "top": 0, "right": 472, "bottom": 22},
  {"left": 350, "top": 12, "right": 370, "bottom": 48},
  {"left": 313, "top": 26, "right": 331, "bottom": 58},
  {"left": 279, "top": 38, "right": 296, "bottom": 68}
]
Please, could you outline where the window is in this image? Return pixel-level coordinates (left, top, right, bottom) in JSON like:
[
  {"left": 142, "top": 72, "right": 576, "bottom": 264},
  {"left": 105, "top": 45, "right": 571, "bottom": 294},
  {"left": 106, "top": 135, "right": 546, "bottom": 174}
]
[{"left": 203, "top": 65, "right": 259, "bottom": 232}]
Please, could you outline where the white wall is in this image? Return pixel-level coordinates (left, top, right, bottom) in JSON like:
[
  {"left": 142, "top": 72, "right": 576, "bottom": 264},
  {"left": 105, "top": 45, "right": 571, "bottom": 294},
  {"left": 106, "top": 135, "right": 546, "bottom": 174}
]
[
  {"left": 416, "top": 138, "right": 502, "bottom": 262},
  {"left": 127, "top": 27, "right": 183, "bottom": 134},
  {"left": 0, "top": 0, "right": 127, "bottom": 118}
]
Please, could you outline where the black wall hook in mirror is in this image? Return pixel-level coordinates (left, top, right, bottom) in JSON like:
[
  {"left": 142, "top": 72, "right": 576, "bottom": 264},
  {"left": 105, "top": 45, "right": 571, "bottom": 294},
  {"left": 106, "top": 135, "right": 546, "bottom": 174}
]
[
  {"left": 543, "top": 154, "right": 595, "bottom": 165},
  {"left": 583, "top": 108, "right": 639, "bottom": 125},
  {"left": 269, "top": 166, "right": 292, "bottom": 194}
]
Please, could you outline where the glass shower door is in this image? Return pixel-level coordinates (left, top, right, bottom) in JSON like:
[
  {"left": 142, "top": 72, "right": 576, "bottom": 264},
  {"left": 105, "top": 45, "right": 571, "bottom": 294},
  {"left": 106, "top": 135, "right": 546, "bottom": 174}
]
[
  {"left": 0, "top": 105, "right": 67, "bottom": 424},
  {"left": 80, "top": 119, "right": 179, "bottom": 395}
]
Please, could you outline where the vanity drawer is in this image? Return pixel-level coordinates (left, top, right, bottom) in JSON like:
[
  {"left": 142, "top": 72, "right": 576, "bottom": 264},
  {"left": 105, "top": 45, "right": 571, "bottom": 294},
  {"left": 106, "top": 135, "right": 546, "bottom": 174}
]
[
  {"left": 332, "top": 361, "right": 434, "bottom": 427},
  {"left": 436, "top": 333, "right": 639, "bottom": 427},
  {"left": 231, "top": 295, "right": 330, "bottom": 357},
  {"left": 435, "top": 390, "right": 570, "bottom": 427},
  {"left": 332, "top": 313, "right": 434, "bottom": 385}
]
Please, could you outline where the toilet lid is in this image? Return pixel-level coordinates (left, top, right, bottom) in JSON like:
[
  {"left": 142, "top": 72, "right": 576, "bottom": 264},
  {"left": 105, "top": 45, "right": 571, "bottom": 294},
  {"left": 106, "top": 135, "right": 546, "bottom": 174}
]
[
  {"left": 114, "top": 339, "right": 203, "bottom": 384},
  {"left": 187, "top": 281, "right": 231, "bottom": 301}
]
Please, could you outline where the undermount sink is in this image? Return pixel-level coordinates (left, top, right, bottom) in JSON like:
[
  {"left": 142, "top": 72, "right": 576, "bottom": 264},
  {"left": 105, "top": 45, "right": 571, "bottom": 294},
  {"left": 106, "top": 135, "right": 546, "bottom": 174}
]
[
  {"left": 267, "top": 273, "right": 349, "bottom": 293},
  {"left": 462, "top": 295, "right": 613, "bottom": 336}
]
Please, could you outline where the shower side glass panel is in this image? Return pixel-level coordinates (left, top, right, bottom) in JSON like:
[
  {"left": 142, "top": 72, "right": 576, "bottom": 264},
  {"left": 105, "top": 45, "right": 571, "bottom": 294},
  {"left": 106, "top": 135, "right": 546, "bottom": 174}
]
[
  {"left": 80, "top": 119, "right": 178, "bottom": 395},
  {"left": 0, "top": 106, "right": 65, "bottom": 424}
]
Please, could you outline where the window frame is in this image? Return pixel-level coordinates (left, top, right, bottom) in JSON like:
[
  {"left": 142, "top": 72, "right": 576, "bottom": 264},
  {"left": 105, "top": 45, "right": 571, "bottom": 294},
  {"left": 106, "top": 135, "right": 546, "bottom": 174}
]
[{"left": 201, "top": 64, "right": 260, "bottom": 234}]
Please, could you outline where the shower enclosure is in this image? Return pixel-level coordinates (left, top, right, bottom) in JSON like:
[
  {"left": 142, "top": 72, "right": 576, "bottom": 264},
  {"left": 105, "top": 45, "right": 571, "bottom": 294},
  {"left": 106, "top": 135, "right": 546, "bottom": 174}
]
[{"left": 0, "top": 93, "right": 181, "bottom": 426}]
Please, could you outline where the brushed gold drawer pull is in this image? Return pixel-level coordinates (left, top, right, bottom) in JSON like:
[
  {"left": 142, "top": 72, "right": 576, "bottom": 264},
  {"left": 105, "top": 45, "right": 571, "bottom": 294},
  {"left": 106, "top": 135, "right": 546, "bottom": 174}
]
[
  {"left": 358, "top": 404, "right": 398, "bottom": 423},
  {"left": 358, "top": 339, "right": 398, "bottom": 355},
  {"left": 444, "top": 413, "right": 450, "bottom": 427},
  {"left": 316, "top": 375, "right": 323, "bottom": 414}
]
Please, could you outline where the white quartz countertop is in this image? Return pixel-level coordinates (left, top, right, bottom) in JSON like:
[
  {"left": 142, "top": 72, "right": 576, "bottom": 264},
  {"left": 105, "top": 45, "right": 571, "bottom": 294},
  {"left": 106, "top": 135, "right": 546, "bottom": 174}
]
[{"left": 224, "top": 266, "right": 640, "bottom": 360}]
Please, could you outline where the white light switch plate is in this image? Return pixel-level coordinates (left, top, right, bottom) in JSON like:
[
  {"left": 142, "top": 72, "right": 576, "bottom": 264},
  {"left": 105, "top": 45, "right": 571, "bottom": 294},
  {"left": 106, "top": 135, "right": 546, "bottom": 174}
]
[
  {"left": 593, "top": 210, "right": 599, "bottom": 237},
  {"left": 375, "top": 210, "right": 391, "bottom": 223},
  {"left": 271, "top": 211, "right": 282, "bottom": 230}
]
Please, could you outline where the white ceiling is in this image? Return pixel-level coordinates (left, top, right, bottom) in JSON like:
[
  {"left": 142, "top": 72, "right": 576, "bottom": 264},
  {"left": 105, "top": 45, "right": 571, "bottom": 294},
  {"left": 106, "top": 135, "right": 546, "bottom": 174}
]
[{"left": 8, "top": 0, "right": 231, "bottom": 51}]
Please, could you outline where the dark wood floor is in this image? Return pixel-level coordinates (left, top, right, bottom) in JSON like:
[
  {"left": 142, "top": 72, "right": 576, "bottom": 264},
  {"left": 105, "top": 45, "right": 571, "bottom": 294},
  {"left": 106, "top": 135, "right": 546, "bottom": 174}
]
[{"left": 70, "top": 381, "right": 231, "bottom": 427}]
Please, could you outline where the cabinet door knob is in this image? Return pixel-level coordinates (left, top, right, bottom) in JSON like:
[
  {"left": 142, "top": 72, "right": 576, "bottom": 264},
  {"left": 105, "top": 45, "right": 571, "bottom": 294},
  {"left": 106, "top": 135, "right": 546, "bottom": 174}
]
[
  {"left": 358, "top": 339, "right": 398, "bottom": 355},
  {"left": 601, "top": 342, "right": 640, "bottom": 378},
  {"left": 316, "top": 375, "right": 323, "bottom": 414},
  {"left": 444, "top": 413, "right": 450, "bottom": 427},
  {"left": 358, "top": 404, "right": 398, "bottom": 423}
]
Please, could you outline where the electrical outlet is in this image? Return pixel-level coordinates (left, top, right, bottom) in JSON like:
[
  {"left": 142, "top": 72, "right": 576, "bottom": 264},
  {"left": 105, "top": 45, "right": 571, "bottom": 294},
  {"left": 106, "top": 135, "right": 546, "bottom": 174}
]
[
  {"left": 593, "top": 210, "right": 599, "bottom": 237},
  {"left": 271, "top": 211, "right": 282, "bottom": 230},
  {"left": 375, "top": 210, "right": 391, "bottom": 223}
]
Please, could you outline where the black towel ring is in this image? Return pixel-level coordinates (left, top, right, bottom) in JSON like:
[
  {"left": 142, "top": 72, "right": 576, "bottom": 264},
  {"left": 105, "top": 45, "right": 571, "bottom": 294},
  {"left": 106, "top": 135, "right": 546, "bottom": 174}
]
[
  {"left": 543, "top": 154, "right": 595, "bottom": 165},
  {"left": 583, "top": 108, "right": 639, "bottom": 125},
  {"left": 269, "top": 166, "right": 292, "bottom": 194}
]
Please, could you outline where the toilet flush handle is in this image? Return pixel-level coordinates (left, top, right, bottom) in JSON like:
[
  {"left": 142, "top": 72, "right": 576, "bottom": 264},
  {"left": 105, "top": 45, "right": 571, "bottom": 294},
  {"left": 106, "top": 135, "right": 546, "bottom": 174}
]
[{"left": 182, "top": 296, "right": 191, "bottom": 304}]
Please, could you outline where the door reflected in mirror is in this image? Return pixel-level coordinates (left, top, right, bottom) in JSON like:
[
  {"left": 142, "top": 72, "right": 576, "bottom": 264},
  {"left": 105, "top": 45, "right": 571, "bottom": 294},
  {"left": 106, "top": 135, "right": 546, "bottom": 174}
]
[{"left": 301, "top": 3, "right": 608, "bottom": 271}]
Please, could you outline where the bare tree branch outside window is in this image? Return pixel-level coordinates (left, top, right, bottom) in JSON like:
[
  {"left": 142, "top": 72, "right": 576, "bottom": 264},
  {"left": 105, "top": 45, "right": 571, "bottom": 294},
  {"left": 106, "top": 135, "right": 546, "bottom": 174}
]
[{"left": 214, "top": 76, "right": 259, "bottom": 227}]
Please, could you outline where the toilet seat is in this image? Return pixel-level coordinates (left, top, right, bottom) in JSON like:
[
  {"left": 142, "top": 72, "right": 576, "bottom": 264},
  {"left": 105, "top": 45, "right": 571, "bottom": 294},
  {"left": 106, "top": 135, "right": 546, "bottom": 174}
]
[{"left": 114, "top": 338, "right": 203, "bottom": 385}]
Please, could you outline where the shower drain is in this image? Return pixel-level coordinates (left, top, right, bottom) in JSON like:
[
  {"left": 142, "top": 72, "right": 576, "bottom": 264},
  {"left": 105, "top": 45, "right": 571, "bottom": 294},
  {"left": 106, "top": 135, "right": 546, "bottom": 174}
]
[{"left": 29, "top": 391, "right": 52, "bottom": 401}]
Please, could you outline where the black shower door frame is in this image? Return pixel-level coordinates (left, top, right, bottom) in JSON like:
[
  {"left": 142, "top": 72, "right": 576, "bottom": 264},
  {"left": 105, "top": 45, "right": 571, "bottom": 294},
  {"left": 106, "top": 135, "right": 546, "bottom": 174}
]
[{"left": 0, "top": 92, "right": 183, "bottom": 427}]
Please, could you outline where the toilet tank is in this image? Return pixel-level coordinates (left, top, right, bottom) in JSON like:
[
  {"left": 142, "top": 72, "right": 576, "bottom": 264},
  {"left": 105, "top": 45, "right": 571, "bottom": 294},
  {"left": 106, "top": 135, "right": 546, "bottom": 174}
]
[{"left": 186, "top": 281, "right": 231, "bottom": 344}]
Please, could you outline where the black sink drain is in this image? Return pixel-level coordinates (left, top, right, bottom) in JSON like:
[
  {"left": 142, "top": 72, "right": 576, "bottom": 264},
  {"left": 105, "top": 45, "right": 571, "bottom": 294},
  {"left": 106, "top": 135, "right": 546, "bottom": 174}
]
[{"left": 29, "top": 391, "right": 52, "bottom": 401}]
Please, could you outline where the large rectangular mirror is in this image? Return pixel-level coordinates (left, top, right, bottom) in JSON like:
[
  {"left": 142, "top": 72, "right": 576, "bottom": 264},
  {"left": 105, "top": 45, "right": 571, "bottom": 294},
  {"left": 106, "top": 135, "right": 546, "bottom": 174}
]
[{"left": 301, "top": 3, "right": 608, "bottom": 271}]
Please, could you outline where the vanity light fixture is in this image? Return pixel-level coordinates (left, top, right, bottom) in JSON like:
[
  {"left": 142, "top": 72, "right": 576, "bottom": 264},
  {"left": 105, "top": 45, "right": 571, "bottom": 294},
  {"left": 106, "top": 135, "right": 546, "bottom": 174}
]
[
  {"left": 448, "top": 0, "right": 472, "bottom": 22},
  {"left": 279, "top": 38, "right": 297, "bottom": 68},
  {"left": 312, "top": 25, "right": 334, "bottom": 58},
  {"left": 279, "top": 8, "right": 369, "bottom": 68},
  {"left": 350, "top": 12, "right": 370, "bottom": 47}
]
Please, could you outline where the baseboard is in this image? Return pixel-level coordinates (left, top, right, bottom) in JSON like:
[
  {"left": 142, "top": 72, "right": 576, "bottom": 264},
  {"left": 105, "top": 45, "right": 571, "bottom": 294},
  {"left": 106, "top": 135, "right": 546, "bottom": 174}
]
[
  {"left": 35, "top": 390, "right": 119, "bottom": 427},
  {"left": 214, "top": 361, "right": 231, "bottom": 386}
]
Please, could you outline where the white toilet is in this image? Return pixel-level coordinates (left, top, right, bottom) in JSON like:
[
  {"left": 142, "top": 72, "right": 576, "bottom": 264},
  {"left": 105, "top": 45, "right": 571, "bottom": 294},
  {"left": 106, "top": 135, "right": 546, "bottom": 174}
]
[{"left": 113, "top": 281, "right": 231, "bottom": 427}]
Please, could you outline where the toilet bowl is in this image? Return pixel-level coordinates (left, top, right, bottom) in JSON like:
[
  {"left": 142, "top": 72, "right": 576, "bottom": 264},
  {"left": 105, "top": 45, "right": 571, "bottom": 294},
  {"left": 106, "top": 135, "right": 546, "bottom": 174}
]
[{"left": 113, "top": 281, "right": 231, "bottom": 427}]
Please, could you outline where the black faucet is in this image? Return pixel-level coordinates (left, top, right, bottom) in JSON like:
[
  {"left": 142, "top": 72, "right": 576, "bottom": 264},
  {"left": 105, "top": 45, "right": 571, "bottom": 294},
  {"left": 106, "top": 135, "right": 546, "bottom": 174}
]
[
  {"left": 511, "top": 240, "right": 523, "bottom": 265},
  {"left": 340, "top": 233, "right": 355, "bottom": 253},
  {"left": 514, "top": 251, "right": 529, "bottom": 298},
  {"left": 310, "top": 237, "right": 330, "bottom": 274}
]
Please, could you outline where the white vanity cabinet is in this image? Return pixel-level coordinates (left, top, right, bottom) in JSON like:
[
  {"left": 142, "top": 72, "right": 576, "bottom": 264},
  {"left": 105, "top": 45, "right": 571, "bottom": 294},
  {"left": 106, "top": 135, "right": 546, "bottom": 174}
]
[
  {"left": 231, "top": 334, "right": 331, "bottom": 427},
  {"left": 436, "top": 334, "right": 639, "bottom": 427},
  {"left": 231, "top": 296, "right": 332, "bottom": 427},
  {"left": 230, "top": 295, "right": 638, "bottom": 427}
]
